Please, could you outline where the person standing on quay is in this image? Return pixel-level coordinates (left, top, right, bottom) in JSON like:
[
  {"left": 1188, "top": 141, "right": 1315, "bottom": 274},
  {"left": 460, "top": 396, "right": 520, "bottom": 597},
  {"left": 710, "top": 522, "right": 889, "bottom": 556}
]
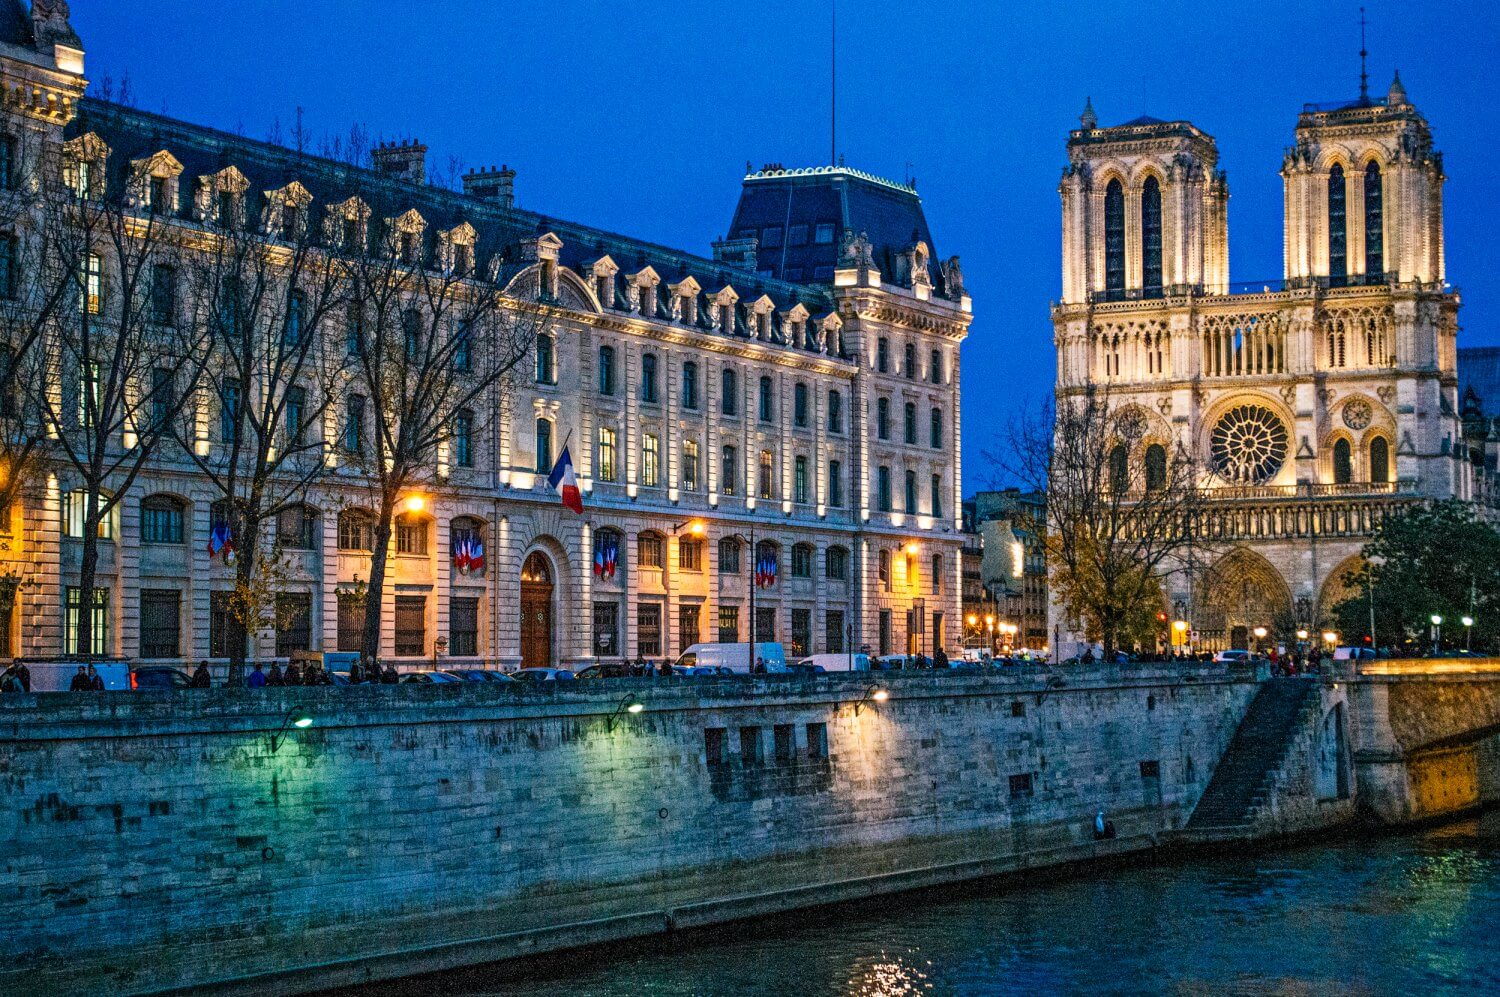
[
  {"left": 68, "top": 665, "right": 91, "bottom": 691},
  {"left": 247, "top": 663, "right": 267, "bottom": 688},
  {"left": 191, "top": 661, "right": 212, "bottom": 688},
  {"left": 87, "top": 664, "right": 104, "bottom": 690}
]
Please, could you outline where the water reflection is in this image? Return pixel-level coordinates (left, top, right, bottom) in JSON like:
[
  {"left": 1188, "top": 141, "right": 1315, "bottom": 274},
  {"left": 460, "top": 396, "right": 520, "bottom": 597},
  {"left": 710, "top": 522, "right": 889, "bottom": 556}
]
[{"left": 367, "top": 818, "right": 1500, "bottom": 996}]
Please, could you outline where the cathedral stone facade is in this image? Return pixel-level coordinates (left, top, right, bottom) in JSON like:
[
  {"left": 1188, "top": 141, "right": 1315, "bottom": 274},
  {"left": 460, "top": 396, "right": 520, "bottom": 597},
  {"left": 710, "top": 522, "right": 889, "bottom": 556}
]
[
  {"left": 0, "top": 3, "right": 969, "bottom": 669},
  {"left": 1053, "top": 79, "right": 1468, "bottom": 653}
]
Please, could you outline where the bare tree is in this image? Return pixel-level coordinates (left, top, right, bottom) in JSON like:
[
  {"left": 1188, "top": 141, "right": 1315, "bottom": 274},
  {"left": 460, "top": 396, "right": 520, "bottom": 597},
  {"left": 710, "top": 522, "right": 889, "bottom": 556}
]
[
  {"left": 996, "top": 387, "right": 1209, "bottom": 660},
  {"left": 169, "top": 188, "right": 346, "bottom": 676},
  {"left": 339, "top": 232, "right": 550, "bottom": 665},
  {"left": 29, "top": 158, "right": 211, "bottom": 660}
]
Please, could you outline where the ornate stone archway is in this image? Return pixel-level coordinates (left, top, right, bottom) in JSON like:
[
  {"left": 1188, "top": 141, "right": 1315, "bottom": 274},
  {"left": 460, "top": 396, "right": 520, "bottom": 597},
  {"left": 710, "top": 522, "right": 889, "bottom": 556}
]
[{"left": 1195, "top": 548, "right": 1293, "bottom": 650}]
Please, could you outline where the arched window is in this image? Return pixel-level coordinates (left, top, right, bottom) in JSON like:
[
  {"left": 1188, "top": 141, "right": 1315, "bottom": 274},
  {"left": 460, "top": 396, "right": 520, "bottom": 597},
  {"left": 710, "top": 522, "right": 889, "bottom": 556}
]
[
  {"left": 1332, "top": 438, "right": 1352, "bottom": 485},
  {"left": 276, "top": 503, "right": 318, "bottom": 550},
  {"left": 755, "top": 540, "right": 780, "bottom": 586},
  {"left": 1369, "top": 436, "right": 1390, "bottom": 484},
  {"left": 594, "top": 528, "right": 624, "bottom": 581},
  {"left": 338, "top": 509, "right": 376, "bottom": 551},
  {"left": 1141, "top": 175, "right": 1163, "bottom": 297},
  {"left": 825, "top": 545, "right": 849, "bottom": 581},
  {"left": 1328, "top": 163, "right": 1347, "bottom": 284},
  {"left": 534, "top": 417, "right": 553, "bottom": 474},
  {"left": 720, "top": 368, "right": 738, "bottom": 416},
  {"left": 1104, "top": 178, "right": 1125, "bottom": 299},
  {"left": 1144, "top": 444, "right": 1167, "bottom": 492},
  {"left": 758, "top": 375, "right": 774, "bottom": 421},
  {"left": 451, "top": 517, "right": 485, "bottom": 576},
  {"left": 395, "top": 512, "right": 428, "bottom": 556},
  {"left": 1364, "top": 161, "right": 1383, "bottom": 278},
  {"left": 640, "top": 352, "right": 658, "bottom": 403},
  {"left": 904, "top": 402, "right": 917, "bottom": 444},
  {"left": 637, "top": 531, "right": 665, "bottom": 569},
  {"left": 930, "top": 407, "right": 943, "bottom": 449},
  {"left": 1108, "top": 443, "right": 1128, "bottom": 492},
  {"left": 140, "top": 495, "right": 185, "bottom": 544}
]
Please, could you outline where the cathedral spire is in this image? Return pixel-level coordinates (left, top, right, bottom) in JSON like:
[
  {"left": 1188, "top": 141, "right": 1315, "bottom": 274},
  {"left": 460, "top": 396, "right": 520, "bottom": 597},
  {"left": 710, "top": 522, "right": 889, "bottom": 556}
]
[
  {"left": 1387, "top": 69, "right": 1408, "bottom": 107},
  {"left": 1358, "top": 6, "right": 1370, "bottom": 103},
  {"left": 1079, "top": 96, "right": 1097, "bottom": 131}
]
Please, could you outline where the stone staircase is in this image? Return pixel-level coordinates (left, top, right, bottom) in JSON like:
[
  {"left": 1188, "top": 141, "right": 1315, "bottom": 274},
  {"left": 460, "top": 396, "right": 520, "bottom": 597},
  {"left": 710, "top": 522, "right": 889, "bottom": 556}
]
[{"left": 1186, "top": 678, "right": 1319, "bottom": 837}]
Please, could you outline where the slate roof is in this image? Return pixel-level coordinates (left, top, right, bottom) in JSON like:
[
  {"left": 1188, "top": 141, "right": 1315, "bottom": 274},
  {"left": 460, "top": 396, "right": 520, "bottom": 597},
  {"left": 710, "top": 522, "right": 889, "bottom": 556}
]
[
  {"left": 68, "top": 98, "right": 838, "bottom": 343},
  {"left": 726, "top": 165, "right": 940, "bottom": 289},
  {"left": 1119, "top": 115, "right": 1168, "bottom": 126}
]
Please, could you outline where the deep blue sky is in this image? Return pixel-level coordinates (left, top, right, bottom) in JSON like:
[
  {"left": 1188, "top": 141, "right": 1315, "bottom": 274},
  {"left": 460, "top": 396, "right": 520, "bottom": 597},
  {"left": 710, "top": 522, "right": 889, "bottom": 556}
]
[{"left": 74, "top": 1, "right": 1499, "bottom": 486}]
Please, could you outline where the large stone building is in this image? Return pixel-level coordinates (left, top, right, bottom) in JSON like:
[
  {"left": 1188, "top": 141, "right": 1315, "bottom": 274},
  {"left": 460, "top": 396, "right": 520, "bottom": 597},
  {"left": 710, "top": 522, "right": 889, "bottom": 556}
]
[
  {"left": 0, "top": 3, "right": 970, "bottom": 668},
  {"left": 1052, "top": 76, "right": 1472, "bottom": 652},
  {"left": 961, "top": 489, "right": 1048, "bottom": 652}
]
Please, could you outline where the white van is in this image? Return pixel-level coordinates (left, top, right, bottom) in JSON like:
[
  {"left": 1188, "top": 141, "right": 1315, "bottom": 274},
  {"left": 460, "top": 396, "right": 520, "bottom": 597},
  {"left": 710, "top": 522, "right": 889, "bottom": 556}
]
[
  {"left": 797, "top": 653, "right": 871, "bottom": 673},
  {"left": 25, "top": 661, "right": 131, "bottom": 692},
  {"left": 674, "top": 642, "right": 788, "bottom": 674}
]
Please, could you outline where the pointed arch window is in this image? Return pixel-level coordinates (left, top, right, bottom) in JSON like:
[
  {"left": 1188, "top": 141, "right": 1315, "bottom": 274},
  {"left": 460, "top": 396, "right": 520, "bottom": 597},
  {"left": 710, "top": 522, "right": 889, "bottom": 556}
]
[
  {"left": 1144, "top": 444, "right": 1167, "bottom": 492},
  {"left": 1108, "top": 443, "right": 1128, "bottom": 492},
  {"left": 1332, "top": 438, "right": 1352, "bottom": 485},
  {"left": 1103, "top": 178, "right": 1125, "bottom": 301},
  {"left": 1328, "top": 164, "right": 1348, "bottom": 285},
  {"left": 1369, "top": 436, "right": 1390, "bottom": 484},
  {"left": 1364, "top": 161, "right": 1384, "bottom": 278},
  {"left": 1141, "top": 175, "right": 1163, "bottom": 297}
]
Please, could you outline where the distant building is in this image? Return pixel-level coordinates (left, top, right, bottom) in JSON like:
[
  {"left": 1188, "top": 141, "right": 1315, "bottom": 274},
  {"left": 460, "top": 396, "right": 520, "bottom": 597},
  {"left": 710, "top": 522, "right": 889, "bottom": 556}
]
[{"left": 961, "top": 490, "right": 1048, "bottom": 652}]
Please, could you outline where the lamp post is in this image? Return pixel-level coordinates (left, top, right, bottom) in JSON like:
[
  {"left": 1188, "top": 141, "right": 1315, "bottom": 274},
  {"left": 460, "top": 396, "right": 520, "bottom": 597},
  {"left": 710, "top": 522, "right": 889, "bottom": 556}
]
[
  {"left": 1463, "top": 615, "right": 1474, "bottom": 652},
  {"left": 722, "top": 522, "right": 759, "bottom": 670},
  {"left": 1253, "top": 625, "right": 1268, "bottom": 655},
  {"left": 1430, "top": 613, "right": 1443, "bottom": 656}
]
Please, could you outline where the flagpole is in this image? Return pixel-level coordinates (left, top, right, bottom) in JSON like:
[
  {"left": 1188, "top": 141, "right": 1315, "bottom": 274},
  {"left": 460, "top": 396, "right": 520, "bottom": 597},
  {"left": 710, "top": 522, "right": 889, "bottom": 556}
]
[{"left": 749, "top": 518, "right": 756, "bottom": 669}]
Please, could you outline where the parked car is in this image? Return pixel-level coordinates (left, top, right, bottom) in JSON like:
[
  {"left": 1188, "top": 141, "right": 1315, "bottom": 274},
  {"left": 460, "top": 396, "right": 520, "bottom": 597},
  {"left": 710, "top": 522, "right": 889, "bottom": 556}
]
[
  {"left": 398, "top": 670, "right": 463, "bottom": 684},
  {"left": 511, "top": 667, "right": 575, "bottom": 682},
  {"left": 672, "top": 642, "right": 788, "bottom": 674},
  {"left": 873, "top": 655, "right": 910, "bottom": 671},
  {"left": 442, "top": 669, "right": 517, "bottom": 684},
  {"left": 798, "top": 653, "right": 871, "bottom": 673},
  {"left": 574, "top": 663, "right": 634, "bottom": 680},
  {"left": 129, "top": 666, "right": 193, "bottom": 690},
  {"left": 26, "top": 661, "right": 131, "bottom": 692},
  {"left": 1213, "top": 649, "right": 1254, "bottom": 664},
  {"left": 671, "top": 664, "right": 735, "bottom": 677}
]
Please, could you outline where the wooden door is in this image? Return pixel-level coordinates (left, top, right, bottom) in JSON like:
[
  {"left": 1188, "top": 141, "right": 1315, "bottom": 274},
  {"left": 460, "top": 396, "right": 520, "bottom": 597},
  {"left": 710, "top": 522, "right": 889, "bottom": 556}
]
[{"left": 520, "top": 552, "right": 554, "bottom": 668}]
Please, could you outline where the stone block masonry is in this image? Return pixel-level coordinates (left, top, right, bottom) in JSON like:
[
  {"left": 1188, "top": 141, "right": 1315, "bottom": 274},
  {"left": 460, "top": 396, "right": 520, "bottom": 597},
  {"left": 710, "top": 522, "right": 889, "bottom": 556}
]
[{"left": 1, "top": 667, "right": 1259, "bottom": 995}]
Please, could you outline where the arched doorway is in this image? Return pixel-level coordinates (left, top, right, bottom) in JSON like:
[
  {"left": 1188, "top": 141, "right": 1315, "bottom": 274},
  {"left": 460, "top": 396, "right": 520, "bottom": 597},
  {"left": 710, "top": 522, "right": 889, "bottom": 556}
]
[
  {"left": 520, "top": 551, "right": 554, "bottom": 668},
  {"left": 1196, "top": 548, "right": 1293, "bottom": 651}
]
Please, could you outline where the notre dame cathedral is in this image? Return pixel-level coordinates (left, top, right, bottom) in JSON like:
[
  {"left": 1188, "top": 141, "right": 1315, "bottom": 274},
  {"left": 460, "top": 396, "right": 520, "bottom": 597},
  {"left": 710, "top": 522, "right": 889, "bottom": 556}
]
[{"left": 1051, "top": 73, "right": 1473, "bottom": 652}]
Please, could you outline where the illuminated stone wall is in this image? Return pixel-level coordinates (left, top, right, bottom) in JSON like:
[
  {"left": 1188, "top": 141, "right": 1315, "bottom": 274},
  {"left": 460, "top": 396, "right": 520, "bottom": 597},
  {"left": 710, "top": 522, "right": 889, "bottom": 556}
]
[{"left": 1, "top": 667, "right": 1260, "bottom": 994}]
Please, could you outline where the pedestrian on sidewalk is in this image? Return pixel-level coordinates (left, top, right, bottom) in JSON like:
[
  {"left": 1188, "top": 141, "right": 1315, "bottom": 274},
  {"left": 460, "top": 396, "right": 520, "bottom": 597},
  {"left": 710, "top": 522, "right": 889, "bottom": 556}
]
[
  {"left": 68, "top": 665, "right": 91, "bottom": 691},
  {"left": 87, "top": 664, "right": 104, "bottom": 690},
  {"left": 247, "top": 663, "right": 267, "bottom": 688},
  {"left": 191, "top": 660, "right": 212, "bottom": 688}
]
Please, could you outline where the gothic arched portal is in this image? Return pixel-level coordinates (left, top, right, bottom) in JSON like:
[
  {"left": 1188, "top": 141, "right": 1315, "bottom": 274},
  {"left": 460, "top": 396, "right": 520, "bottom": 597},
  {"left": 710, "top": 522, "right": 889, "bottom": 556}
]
[{"left": 1195, "top": 548, "right": 1293, "bottom": 650}]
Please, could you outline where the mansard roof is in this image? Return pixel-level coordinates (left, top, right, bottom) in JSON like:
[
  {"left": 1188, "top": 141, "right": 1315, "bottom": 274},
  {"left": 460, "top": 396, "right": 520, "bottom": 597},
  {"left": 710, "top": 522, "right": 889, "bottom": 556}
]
[
  {"left": 726, "top": 164, "right": 945, "bottom": 290},
  {"left": 68, "top": 98, "right": 834, "bottom": 324}
]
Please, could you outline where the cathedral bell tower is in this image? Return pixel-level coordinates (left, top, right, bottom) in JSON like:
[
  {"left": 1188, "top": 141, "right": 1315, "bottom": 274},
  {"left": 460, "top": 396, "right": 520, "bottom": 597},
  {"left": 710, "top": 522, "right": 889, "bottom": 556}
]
[
  {"left": 1282, "top": 73, "right": 1445, "bottom": 288},
  {"left": 1058, "top": 101, "right": 1229, "bottom": 307}
]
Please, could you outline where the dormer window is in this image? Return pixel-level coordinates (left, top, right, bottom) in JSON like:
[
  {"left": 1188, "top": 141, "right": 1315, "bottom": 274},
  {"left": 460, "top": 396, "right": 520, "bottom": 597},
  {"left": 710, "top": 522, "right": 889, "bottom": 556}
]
[
  {"left": 63, "top": 134, "right": 110, "bottom": 203},
  {"left": 679, "top": 293, "right": 696, "bottom": 325},
  {"left": 455, "top": 242, "right": 473, "bottom": 277},
  {"left": 148, "top": 175, "right": 170, "bottom": 215},
  {"left": 218, "top": 191, "right": 238, "bottom": 229},
  {"left": 400, "top": 231, "right": 418, "bottom": 265},
  {"left": 343, "top": 217, "right": 360, "bottom": 252},
  {"left": 281, "top": 203, "right": 300, "bottom": 242},
  {"left": 595, "top": 274, "right": 610, "bottom": 304}
]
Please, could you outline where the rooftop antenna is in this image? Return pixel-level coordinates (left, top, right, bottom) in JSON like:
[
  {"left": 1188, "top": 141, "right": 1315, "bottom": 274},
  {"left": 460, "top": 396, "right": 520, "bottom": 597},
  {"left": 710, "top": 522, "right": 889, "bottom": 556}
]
[
  {"left": 1359, "top": 6, "right": 1370, "bottom": 103},
  {"left": 831, "top": 0, "right": 838, "bottom": 166}
]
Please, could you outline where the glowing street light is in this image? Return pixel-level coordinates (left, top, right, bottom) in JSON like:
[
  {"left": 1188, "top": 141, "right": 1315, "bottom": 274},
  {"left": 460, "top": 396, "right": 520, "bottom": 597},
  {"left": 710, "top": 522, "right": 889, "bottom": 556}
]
[
  {"left": 1296, "top": 629, "right": 1309, "bottom": 641},
  {"left": 1463, "top": 615, "right": 1475, "bottom": 652},
  {"left": 269, "top": 707, "right": 315, "bottom": 754},
  {"left": 854, "top": 685, "right": 890, "bottom": 715},
  {"left": 1253, "top": 626, "right": 1268, "bottom": 639},
  {"left": 403, "top": 494, "right": 427, "bottom": 514},
  {"left": 1322, "top": 631, "right": 1339, "bottom": 646}
]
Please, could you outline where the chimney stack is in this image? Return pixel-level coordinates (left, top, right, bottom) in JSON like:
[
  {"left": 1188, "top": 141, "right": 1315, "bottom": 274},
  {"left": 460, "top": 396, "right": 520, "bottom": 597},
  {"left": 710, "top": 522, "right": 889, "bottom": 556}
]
[
  {"left": 372, "top": 140, "right": 427, "bottom": 185},
  {"left": 463, "top": 164, "right": 517, "bottom": 209}
]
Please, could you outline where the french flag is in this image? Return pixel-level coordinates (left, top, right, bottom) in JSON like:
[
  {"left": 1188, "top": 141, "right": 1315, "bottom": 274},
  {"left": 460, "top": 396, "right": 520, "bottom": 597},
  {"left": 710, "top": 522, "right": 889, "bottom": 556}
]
[{"left": 547, "top": 446, "right": 584, "bottom": 514}]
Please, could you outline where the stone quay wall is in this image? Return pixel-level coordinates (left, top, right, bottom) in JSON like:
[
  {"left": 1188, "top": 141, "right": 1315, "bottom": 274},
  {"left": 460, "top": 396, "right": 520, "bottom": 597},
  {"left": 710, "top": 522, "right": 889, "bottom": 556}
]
[{"left": 1, "top": 667, "right": 1261, "bottom": 995}]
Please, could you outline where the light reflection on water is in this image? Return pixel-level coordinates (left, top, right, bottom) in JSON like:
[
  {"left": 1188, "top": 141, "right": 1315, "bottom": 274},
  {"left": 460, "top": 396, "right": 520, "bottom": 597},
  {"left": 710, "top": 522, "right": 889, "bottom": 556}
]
[{"left": 375, "top": 814, "right": 1500, "bottom": 996}]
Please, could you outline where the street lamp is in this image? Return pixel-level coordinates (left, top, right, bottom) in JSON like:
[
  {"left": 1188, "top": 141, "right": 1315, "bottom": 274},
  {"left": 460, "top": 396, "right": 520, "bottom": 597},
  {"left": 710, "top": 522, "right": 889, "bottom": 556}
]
[
  {"left": 1296, "top": 628, "right": 1309, "bottom": 641},
  {"left": 853, "top": 684, "right": 889, "bottom": 715},
  {"left": 607, "top": 694, "right": 646, "bottom": 731},
  {"left": 672, "top": 519, "right": 707, "bottom": 537},
  {"left": 1430, "top": 614, "right": 1443, "bottom": 656},
  {"left": 268, "top": 707, "right": 314, "bottom": 754},
  {"left": 403, "top": 494, "right": 427, "bottom": 515},
  {"left": 1463, "top": 615, "right": 1474, "bottom": 652}
]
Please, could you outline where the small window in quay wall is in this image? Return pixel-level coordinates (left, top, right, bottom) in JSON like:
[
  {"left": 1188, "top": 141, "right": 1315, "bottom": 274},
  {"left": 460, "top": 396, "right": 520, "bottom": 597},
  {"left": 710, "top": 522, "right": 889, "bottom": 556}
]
[
  {"left": 1140, "top": 760, "right": 1161, "bottom": 779},
  {"left": 1009, "top": 773, "right": 1034, "bottom": 799},
  {"left": 704, "top": 727, "right": 728, "bottom": 767},
  {"left": 805, "top": 722, "right": 828, "bottom": 760}
]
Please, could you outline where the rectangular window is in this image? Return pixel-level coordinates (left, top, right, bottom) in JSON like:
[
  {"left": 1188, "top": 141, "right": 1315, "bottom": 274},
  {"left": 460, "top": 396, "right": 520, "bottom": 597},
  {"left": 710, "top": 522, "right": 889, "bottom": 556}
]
[
  {"left": 277, "top": 506, "right": 316, "bottom": 551},
  {"left": 150, "top": 264, "right": 175, "bottom": 325},
  {"left": 826, "top": 546, "right": 848, "bottom": 580},
  {"left": 454, "top": 410, "right": 474, "bottom": 468},
  {"left": 790, "top": 608, "right": 811, "bottom": 657},
  {"left": 139, "top": 589, "right": 181, "bottom": 659},
  {"left": 62, "top": 489, "right": 112, "bottom": 539},
  {"left": 449, "top": 597, "right": 480, "bottom": 657},
  {"left": 931, "top": 474, "right": 944, "bottom": 518},
  {"left": 739, "top": 726, "right": 765, "bottom": 765},
  {"left": 345, "top": 394, "right": 365, "bottom": 454},
  {"left": 682, "top": 440, "right": 700, "bottom": 491},
  {"left": 788, "top": 224, "right": 809, "bottom": 247},
  {"left": 78, "top": 359, "right": 99, "bottom": 431},
  {"left": 642, "top": 433, "right": 660, "bottom": 488},
  {"left": 931, "top": 554, "right": 943, "bottom": 595},
  {"left": 210, "top": 590, "right": 242, "bottom": 659},
  {"left": 791, "top": 545, "right": 812, "bottom": 578},
  {"left": 717, "top": 605, "right": 740, "bottom": 643},
  {"left": 218, "top": 190, "right": 237, "bottom": 229},
  {"left": 1009, "top": 773, "right": 1034, "bottom": 800},
  {"left": 679, "top": 538, "right": 703, "bottom": 572},
  {"left": 598, "top": 346, "right": 616, "bottom": 395},
  {"left": 678, "top": 603, "right": 700, "bottom": 653},
  {"left": 877, "top": 466, "right": 892, "bottom": 512},
  {"left": 64, "top": 586, "right": 108, "bottom": 657},
  {"left": 0, "top": 134, "right": 14, "bottom": 190},
  {"left": 721, "top": 445, "right": 738, "bottom": 496},
  {"left": 597, "top": 427, "right": 617, "bottom": 483},
  {"left": 149, "top": 174, "right": 170, "bottom": 214},
  {"left": 825, "top": 610, "right": 846, "bottom": 654},
  {"left": 877, "top": 398, "right": 890, "bottom": 440},
  {"left": 221, "top": 378, "right": 241, "bottom": 446},
  {"left": 681, "top": 361, "right": 699, "bottom": 409},
  {"left": 346, "top": 302, "right": 364, "bottom": 356},
  {"left": 1140, "top": 760, "right": 1161, "bottom": 779},
  {"left": 793, "top": 383, "right": 809, "bottom": 427},
  {"left": 760, "top": 226, "right": 783, "bottom": 248},
  {"left": 879, "top": 609, "right": 892, "bottom": 655},
  {"left": 150, "top": 367, "right": 175, "bottom": 432},
  {"left": 829, "top": 460, "right": 843, "bottom": 507},
  {"left": 813, "top": 223, "right": 836, "bottom": 245},
  {"left": 931, "top": 408, "right": 944, "bottom": 449},
  {"left": 878, "top": 549, "right": 891, "bottom": 591},
  {"left": 930, "top": 348, "right": 944, "bottom": 384},
  {"left": 905, "top": 470, "right": 918, "bottom": 513},
  {"left": 81, "top": 253, "right": 101, "bottom": 315},
  {"left": 637, "top": 602, "right": 662, "bottom": 657},
  {"left": 396, "top": 518, "right": 427, "bottom": 555},
  {"left": 453, "top": 325, "right": 472, "bottom": 372},
  {"left": 592, "top": 601, "right": 620, "bottom": 657},
  {"left": 638, "top": 533, "right": 664, "bottom": 569},
  {"left": 283, "top": 385, "right": 306, "bottom": 449},
  {"left": 933, "top": 612, "right": 944, "bottom": 652},
  {"left": 755, "top": 606, "right": 777, "bottom": 642},
  {"left": 337, "top": 596, "right": 364, "bottom": 652},
  {"left": 394, "top": 595, "right": 425, "bottom": 656},
  {"left": 719, "top": 539, "right": 741, "bottom": 574},
  {"left": 806, "top": 722, "right": 829, "bottom": 759},
  {"left": 274, "top": 593, "right": 312, "bottom": 657},
  {"left": 758, "top": 449, "right": 774, "bottom": 500},
  {"left": 774, "top": 723, "right": 796, "bottom": 763},
  {"left": 828, "top": 390, "right": 843, "bottom": 433},
  {"left": 140, "top": 501, "right": 183, "bottom": 544},
  {"left": 0, "top": 233, "right": 17, "bottom": 300},
  {"left": 704, "top": 727, "right": 728, "bottom": 767},
  {"left": 794, "top": 456, "right": 808, "bottom": 504}
]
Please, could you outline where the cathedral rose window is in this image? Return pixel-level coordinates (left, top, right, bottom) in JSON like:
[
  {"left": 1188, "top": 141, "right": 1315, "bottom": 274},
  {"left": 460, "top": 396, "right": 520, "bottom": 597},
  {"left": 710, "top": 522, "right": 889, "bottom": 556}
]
[{"left": 1210, "top": 405, "right": 1288, "bottom": 484}]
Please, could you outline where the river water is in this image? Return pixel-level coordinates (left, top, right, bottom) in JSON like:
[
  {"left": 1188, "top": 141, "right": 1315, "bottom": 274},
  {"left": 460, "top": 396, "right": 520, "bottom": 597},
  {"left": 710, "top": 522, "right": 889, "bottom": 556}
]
[{"left": 386, "top": 815, "right": 1500, "bottom": 996}]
